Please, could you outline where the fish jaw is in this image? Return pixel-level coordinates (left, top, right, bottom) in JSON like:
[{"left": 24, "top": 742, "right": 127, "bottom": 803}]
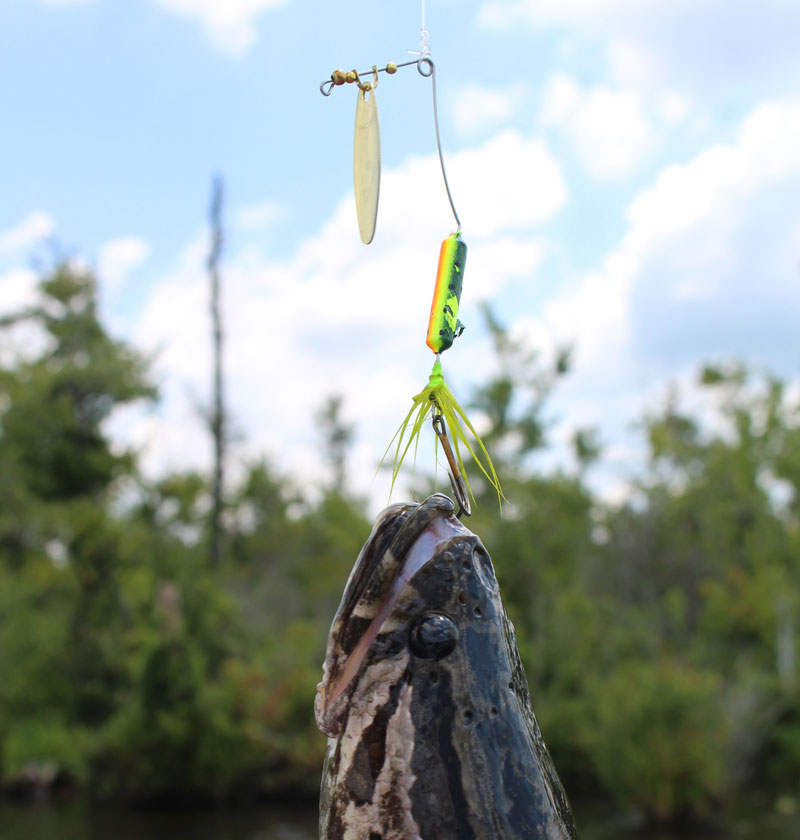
[{"left": 315, "top": 493, "right": 461, "bottom": 738}]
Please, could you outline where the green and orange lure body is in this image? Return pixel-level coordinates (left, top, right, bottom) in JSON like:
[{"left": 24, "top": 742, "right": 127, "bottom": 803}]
[
  {"left": 386, "top": 233, "right": 502, "bottom": 508},
  {"left": 426, "top": 232, "right": 466, "bottom": 353}
]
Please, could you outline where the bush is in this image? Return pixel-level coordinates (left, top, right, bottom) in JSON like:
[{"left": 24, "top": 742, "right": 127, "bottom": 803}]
[
  {"left": 1, "top": 717, "right": 93, "bottom": 787},
  {"left": 580, "top": 659, "right": 728, "bottom": 822}
]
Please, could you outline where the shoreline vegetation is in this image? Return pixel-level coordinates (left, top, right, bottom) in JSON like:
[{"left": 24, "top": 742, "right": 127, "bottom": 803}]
[{"left": 1, "top": 262, "right": 799, "bottom": 828}]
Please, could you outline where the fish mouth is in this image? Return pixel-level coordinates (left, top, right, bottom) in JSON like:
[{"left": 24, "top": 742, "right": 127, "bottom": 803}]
[{"left": 316, "top": 493, "right": 469, "bottom": 737}]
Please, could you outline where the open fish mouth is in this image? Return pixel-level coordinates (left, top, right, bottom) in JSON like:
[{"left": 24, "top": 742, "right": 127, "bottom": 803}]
[{"left": 315, "top": 494, "right": 464, "bottom": 738}]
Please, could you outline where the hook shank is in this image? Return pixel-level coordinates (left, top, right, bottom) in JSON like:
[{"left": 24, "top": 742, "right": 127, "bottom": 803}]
[{"left": 432, "top": 410, "right": 471, "bottom": 518}]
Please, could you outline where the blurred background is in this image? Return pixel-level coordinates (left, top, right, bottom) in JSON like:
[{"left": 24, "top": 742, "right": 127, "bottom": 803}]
[{"left": 2, "top": 0, "right": 800, "bottom": 837}]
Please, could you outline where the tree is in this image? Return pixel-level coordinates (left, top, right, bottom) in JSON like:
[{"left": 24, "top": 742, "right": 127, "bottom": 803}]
[
  {"left": 582, "top": 365, "right": 800, "bottom": 810},
  {"left": 207, "top": 175, "right": 227, "bottom": 568},
  {"left": 0, "top": 260, "right": 158, "bottom": 780},
  {"left": 316, "top": 395, "right": 355, "bottom": 495},
  {"left": 0, "top": 260, "right": 155, "bottom": 504}
]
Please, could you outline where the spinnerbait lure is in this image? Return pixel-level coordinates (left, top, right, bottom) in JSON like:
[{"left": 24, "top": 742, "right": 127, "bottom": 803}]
[{"left": 320, "top": 39, "right": 501, "bottom": 512}]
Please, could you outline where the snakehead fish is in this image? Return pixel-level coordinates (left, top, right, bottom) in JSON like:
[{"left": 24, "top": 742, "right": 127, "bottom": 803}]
[{"left": 315, "top": 493, "right": 579, "bottom": 840}]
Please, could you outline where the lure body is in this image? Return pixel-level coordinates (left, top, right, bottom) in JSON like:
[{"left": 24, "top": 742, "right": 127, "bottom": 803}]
[
  {"left": 353, "top": 87, "right": 381, "bottom": 244},
  {"left": 426, "top": 233, "right": 466, "bottom": 353}
]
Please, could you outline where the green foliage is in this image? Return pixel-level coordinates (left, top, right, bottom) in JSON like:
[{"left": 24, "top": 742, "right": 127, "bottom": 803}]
[
  {"left": 765, "top": 700, "right": 800, "bottom": 785},
  {"left": 1, "top": 718, "right": 93, "bottom": 784},
  {"left": 91, "top": 637, "right": 261, "bottom": 802},
  {"left": 581, "top": 660, "right": 727, "bottom": 821},
  {"left": 470, "top": 303, "right": 571, "bottom": 474},
  {"left": 0, "top": 262, "right": 154, "bottom": 501}
]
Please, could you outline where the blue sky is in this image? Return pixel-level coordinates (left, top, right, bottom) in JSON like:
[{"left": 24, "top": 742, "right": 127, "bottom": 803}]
[{"left": 2, "top": 0, "right": 800, "bottom": 510}]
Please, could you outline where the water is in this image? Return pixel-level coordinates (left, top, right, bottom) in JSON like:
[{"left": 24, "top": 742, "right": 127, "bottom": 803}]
[
  {"left": 0, "top": 801, "right": 318, "bottom": 840},
  {"left": 573, "top": 795, "right": 800, "bottom": 840},
  {"left": 0, "top": 796, "right": 798, "bottom": 839}
]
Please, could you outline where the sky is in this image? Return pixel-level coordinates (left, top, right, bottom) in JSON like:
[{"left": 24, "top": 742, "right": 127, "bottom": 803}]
[{"left": 2, "top": 0, "right": 800, "bottom": 513}]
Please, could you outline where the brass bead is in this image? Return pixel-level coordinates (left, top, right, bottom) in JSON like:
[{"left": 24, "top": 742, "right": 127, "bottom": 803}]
[
  {"left": 386, "top": 62, "right": 398, "bottom": 74},
  {"left": 332, "top": 69, "right": 346, "bottom": 86},
  {"left": 345, "top": 71, "right": 357, "bottom": 83}
]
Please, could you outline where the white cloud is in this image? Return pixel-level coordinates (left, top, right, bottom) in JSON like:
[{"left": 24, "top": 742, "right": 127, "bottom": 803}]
[
  {"left": 539, "top": 73, "right": 580, "bottom": 124},
  {"left": 569, "top": 89, "right": 650, "bottom": 178},
  {"left": 540, "top": 73, "right": 651, "bottom": 178},
  {"left": 234, "top": 201, "right": 286, "bottom": 232},
  {"left": 479, "top": 0, "right": 800, "bottom": 100},
  {"left": 517, "top": 97, "right": 800, "bottom": 494},
  {"left": 0, "top": 268, "right": 51, "bottom": 367},
  {"left": 153, "top": 0, "right": 289, "bottom": 55},
  {"left": 451, "top": 83, "right": 528, "bottom": 139},
  {"left": 656, "top": 92, "right": 690, "bottom": 126},
  {"left": 449, "top": 131, "right": 567, "bottom": 234},
  {"left": 481, "top": 0, "right": 645, "bottom": 25},
  {"left": 97, "top": 236, "right": 150, "bottom": 293},
  {"left": 0, "top": 212, "right": 54, "bottom": 256},
  {"left": 116, "top": 132, "right": 566, "bottom": 507},
  {"left": 0, "top": 268, "right": 39, "bottom": 314}
]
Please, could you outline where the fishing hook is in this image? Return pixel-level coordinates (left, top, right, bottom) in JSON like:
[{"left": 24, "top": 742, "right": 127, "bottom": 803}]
[{"left": 432, "top": 409, "right": 471, "bottom": 519}]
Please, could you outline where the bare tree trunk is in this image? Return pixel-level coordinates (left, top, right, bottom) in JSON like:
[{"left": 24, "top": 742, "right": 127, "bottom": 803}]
[
  {"left": 316, "top": 395, "right": 354, "bottom": 494},
  {"left": 208, "top": 175, "right": 225, "bottom": 567}
]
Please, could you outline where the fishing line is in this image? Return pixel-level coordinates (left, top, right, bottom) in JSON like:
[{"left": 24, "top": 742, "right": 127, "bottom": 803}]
[
  {"left": 418, "top": 0, "right": 430, "bottom": 58},
  {"left": 412, "top": 1, "right": 459, "bottom": 229}
]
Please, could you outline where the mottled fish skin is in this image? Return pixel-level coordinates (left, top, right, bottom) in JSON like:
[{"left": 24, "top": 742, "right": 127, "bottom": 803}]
[{"left": 316, "top": 494, "right": 579, "bottom": 840}]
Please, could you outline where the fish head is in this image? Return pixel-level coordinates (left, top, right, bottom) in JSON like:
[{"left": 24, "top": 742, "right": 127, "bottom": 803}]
[{"left": 316, "top": 493, "right": 578, "bottom": 839}]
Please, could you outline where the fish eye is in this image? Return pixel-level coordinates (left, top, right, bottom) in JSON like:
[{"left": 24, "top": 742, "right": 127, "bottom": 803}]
[{"left": 408, "top": 613, "right": 459, "bottom": 660}]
